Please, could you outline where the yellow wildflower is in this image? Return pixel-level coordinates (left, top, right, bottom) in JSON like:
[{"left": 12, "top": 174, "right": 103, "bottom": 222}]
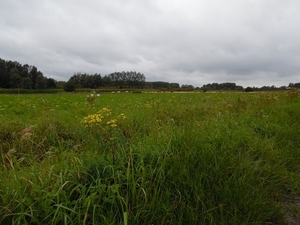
[
  {"left": 107, "top": 119, "right": 117, "bottom": 127},
  {"left": 118, "top": 113, "right": 126, "bottom": 120},
  {"left": 99, "top": 108, "right": 112, "bottom": 116}
]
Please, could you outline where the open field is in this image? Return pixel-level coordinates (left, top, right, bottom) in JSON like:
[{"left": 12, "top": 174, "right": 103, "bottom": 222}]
[{"left": 0, "top": 91, "right": 300, "bottom": 224}]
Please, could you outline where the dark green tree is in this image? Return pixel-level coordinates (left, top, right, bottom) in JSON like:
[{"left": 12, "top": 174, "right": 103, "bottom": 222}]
[
  {"left": 9, "top": 68, "right": 21, "bottom": 88},
  {"left": 245, "top": 87, "right": 254, "bottom": 92},
  {"left": 170, "top": 83, "right": 180, "bottom": 88},
  {"left": 47, "top": 78, "right": 57, "bottom": 88},
  {"left": 0, "top": 59, "right": 9, "bottom": 88},
  {"left": 21, "top": 77, "right": 32, "bottom": 89},
  {"left": 29, "top": 66, "right": 38, "bottom": 88},
  {"left": 20, "top": 64, "right": 29, "bottom": 78},
  {"left": 0, "top": 58, "right": 58, "bottom": 89},
  {"left": 102, "top": 75, "right": 112, "bottom": 87},
  {"left": 181, "top": 84, "right": 194, "bottom": 90},
  {"left": 35, "top": 74, "right": 47, "bottom": 89},
  {"left": 64, "top": 81, "right": 76, "bottom": 92}
]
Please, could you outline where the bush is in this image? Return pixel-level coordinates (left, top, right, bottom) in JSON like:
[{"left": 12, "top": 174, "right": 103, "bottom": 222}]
[
  {"left": 63, "top": 81, "right": 76, "bottom": 92},
  {"left": 244, "top": 86, "right": 254, "bottom": 92}
]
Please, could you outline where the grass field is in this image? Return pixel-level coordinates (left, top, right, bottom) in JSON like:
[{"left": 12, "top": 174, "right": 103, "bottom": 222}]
[{"left": 0, "top": 90, "right": 300, "bottom": 224}]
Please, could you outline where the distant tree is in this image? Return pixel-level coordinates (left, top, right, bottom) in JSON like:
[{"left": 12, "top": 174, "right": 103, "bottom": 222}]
[
  {"left": 107, "top": 71, "right": 145, "bottom": 88},
  {"left": 279, "top": 86, "right": 287, "bottom": 90},
  {"left": 21, "top": 77, "right": 32, "bottom": 89},
  {"left": 56, "top": 81, "right": 66, "bottom": 89},
  {"left": 47, "top": 78, "right": 57, "bottom": 88},
  {"left": 0, "top": 58, "right": 59, "bottom": 89},
  {"left": 201, "top": 82, "right": 245, "bottom": 91},
  {"left": 202, "top": 84, "right": 212, "bottom": 91},
  {"left": 170, "top": 83, "right": 180, "bottom": 89},
  {"left": 64, "top": 81, "right": 76, "bottom": 92},
  {"left": 236, "top": 85, "right": 244, "bottom": 90},
  {"left": 92, "top": 74, "right": 102, "bottom": 87},
  {"left": 0, "top": 59, "right": 9, "bottom": 88},
  {"left": 35, "top": 74, "right": 47, "bottom": 89},
  {"left": 289, "top": 82, "right": 300, "bottom": 88},
  {"left": 29, "top": 66, "right": 38, "bottom": 88},
  {"left": 20, "top": 65, "right": 29, "bottom": 78},
  {"left": 9, "top": 68, "right": 21, "bottom": 88},
  {"left": 151, "top": 81, "right": 170, "bottom": 89},
  {"left": 181, "top": 84, "right": 194, "bottom": 90},
  {"left": 69, "top": 73, "right": 82, "bottom": 88},
  {"left": 245, "top": 87, "right": 254, "bottom": 92},
  {"left": 85, "top": 75, "right": 96, "bottom": 88},
  {"left": 6, "top": 60, "right": 18, "bottom": 72},
  {"left": 68, "top": 71, "right": 145, "bottom": 89},
  {"left": 10, "top": 74, "right": 22, "bottom": 88},
  {"left": 101, "top": 75, "right": 112, "bottom": 87},
  {"left": 260, "top": 86, "right": 270, "bottom": 91}
]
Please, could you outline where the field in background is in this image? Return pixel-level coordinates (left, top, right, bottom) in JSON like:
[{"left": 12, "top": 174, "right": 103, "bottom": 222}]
[{"left": 0, "top": 91, "right": 300, "bottom": 224}]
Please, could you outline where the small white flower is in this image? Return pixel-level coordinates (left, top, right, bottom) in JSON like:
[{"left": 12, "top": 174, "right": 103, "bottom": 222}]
[
  {"left": 96, "top": 94, "right": 100, "bottom": 97},
  {"left": 90, "top": 94, "right": 94, "bottom": 97}
]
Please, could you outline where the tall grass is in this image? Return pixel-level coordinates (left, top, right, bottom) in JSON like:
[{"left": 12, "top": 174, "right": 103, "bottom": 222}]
[{"left": 0, "top": 91, "right": 300, "bottom": 224}]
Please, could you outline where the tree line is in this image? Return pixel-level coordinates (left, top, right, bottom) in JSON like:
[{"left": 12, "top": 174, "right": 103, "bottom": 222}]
[
  {"left": 68, "top": 71, "right": 146, "bottom": 89},
  {"left": 1, "top": 58, "right": 299, "bottom": 91},
  {"left": 67, "top": 75, "right": 182, "bottom": 90},
  {"left": 201, "top": 82, "right": 243, "bottom": 91},
  {"left": 288, "top": 82, "right": 300, "bottom": 88},
  {"left": 200, "top": 82, "right": 298, "bottom": 92},
  {"left": 0, "top": 58, "right": 57, "bottom": 89}
]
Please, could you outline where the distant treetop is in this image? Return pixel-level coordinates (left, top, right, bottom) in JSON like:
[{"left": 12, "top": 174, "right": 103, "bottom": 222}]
[{"left": 0, "top": 58, "right": 56, "bottom": 89}]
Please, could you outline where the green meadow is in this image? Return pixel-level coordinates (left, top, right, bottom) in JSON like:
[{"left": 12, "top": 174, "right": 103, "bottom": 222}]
[{"left": 0, "top": 90, "right": 300, "bottom": 224}]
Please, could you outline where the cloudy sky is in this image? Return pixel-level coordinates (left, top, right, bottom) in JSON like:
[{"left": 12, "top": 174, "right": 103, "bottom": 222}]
[{"left": 1, "top": 0, "right": 299, "bottom": 87}]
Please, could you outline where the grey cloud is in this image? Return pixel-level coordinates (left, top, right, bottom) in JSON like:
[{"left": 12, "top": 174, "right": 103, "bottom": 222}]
[{"left": 0, "top": 0, "right": 300, "bottom": 87}]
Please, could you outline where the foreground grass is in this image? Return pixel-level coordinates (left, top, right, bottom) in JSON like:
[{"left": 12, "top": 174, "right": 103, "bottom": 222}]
[{"left": 0, "top": 91, "right": 300, "bottom": 224}]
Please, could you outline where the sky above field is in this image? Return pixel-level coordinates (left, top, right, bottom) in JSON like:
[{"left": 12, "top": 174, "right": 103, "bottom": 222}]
[{"left": 1, "top": 0, "right": 300, "bottom": 87}]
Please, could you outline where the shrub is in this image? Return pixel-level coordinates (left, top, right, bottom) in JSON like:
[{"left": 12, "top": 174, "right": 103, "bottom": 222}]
[
  {"left": 63, "top": 81, "right": 76, "bottom": 92},
  {"left": 244, "top": 86, "right": 254, "bottom": 92}
]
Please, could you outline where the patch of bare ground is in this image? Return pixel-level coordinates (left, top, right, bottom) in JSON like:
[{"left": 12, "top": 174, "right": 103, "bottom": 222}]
[{"left": 279, "top": 194, "right": 300, "bottom": 225}]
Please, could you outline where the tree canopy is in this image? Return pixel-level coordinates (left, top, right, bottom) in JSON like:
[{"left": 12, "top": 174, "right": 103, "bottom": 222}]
[
  {"left": 68, "top": 71, "right": 146, "bottom": 89},
  {"left": 0, "top": 58, "right": 56, "bottom": 89}
]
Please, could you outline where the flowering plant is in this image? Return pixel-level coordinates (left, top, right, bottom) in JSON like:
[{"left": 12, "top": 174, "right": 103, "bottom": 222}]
[
  {"left": 83, "top": 108, "right": 126, "bottom": 142},
  {"left": 86, "top": 90, "right": 100, "bottom": 108}
]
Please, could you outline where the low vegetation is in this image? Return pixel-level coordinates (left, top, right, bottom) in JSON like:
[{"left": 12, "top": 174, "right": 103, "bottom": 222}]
[{"left": 0, "top": 90, "right": 300, "bottom": 224}]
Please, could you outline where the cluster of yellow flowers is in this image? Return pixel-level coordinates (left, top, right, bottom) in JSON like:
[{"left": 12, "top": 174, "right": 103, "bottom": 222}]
[
  {"left": 83, "top": 113, "right": 103, "bottom": 125},
  {"left": 107, "top": 119, "right": 117, "bottom": 127},
  {"left": 83, "top": 108, "right": 126, "bottom": 129},
  {"left": 117, "top": 113, "right": 126, "bottom": 120},
  {"left": 99, "top": 107, "right": 112, "bottom": 117}
]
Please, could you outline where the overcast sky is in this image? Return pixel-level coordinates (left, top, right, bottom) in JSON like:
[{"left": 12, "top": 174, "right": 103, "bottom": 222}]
[{"left": 1, "top": 0, "right": 299, "bottom": 87}]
